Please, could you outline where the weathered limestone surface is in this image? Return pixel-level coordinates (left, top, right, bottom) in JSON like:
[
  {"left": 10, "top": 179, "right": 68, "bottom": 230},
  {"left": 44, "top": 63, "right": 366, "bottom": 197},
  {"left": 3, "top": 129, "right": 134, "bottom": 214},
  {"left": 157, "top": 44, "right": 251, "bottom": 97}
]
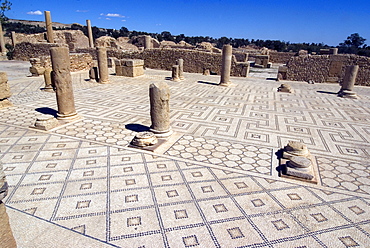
[
  {"left": 277, "top": 83, "right": 293, "bottom": 93},
  {"left": 144, "top": 35, "right": 151, "bottom": 50},
  {"left": 115, "top": 59, "right": 144, "bottom": 77},
  {"left": 131, "top": 131, "right": 158, "bottom": 147},
  {"left": 43, "top": 68, "right": 54, "bottom": 91},
  {"left": 171, "top": 65, "right": 180, "bottom": 82},
  {"left": 338, "top": 65, "right": 359, "bottom": 98},
  {"left": 0, "top": 72, "right": 11, "bottom": 99},
  {"left": 44, "top": 11, "right": 54, "bottom": 43},
  {"left": 11, "top": 31, "right": 16, "bottom": 47},
  {"left": 286, "top": 54, "right": 370, "bottom": 86},
  {"left": 86, "top": 20, "right": 94, "bottom": 48},
  {"left": 50, "top": 46, "right": 79, "bottom": 120},
  {"left": 220, "top": 44, "right": 232, "bottom": 86},
  {"left": 33, "top": 114, "right": 59, "bottom": 130},
  {"left": 97, "top": 47, "right": 109, "bottom": 83},
  {"left": 149, "top": 82, "right": 172, "bottom": 137},
  {"left": 176, "top": 58, "right": 184, "bottom": 80},
  {"left": 0, "top": 24, "right": 6, "bottom": 54}
]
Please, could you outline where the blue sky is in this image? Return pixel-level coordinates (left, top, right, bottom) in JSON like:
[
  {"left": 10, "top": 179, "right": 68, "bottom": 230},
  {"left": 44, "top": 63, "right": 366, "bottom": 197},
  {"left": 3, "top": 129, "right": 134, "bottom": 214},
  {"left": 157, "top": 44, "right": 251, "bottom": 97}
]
[{"left": 7, "top": 0, "right": 370, "bottom": 46}]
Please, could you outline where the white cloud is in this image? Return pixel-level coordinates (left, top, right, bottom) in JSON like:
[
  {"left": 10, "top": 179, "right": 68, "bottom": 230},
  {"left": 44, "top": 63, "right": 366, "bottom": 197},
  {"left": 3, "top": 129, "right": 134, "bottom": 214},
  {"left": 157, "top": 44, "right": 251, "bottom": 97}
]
[
  {"left": 27, "top": 10, "right": 42, "bottom": 15},
  {"left": 121, "top": 20, "right": 126, "bottom": 22},
  {"left": 105, "top": 18, "right": 111, "bottom": 20},
  {"left": 76, "top": 10, "right": 89, "bottom": 13},
  {"left": 100, "top": 13, "right": 125, "bottom": 18}
]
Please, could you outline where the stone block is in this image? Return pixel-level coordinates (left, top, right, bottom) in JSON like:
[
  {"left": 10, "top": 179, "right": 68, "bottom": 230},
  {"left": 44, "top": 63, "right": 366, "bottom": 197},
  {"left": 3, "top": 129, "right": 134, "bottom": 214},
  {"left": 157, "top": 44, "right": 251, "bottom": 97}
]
[
  {"left": 30, "top": 66, "right": 45, "bottom": 76},
  {"left": 123, "top": 59, "right": 144, "bottom": 67},
  {"left": 33, "top": 115, "right": 59, "bottom": 131},
  {"left": 121, "top": 66, "right": 144, "bottom": 77},
  {"left": 0, "top": 80, "right": 11, "bottom": 100}
]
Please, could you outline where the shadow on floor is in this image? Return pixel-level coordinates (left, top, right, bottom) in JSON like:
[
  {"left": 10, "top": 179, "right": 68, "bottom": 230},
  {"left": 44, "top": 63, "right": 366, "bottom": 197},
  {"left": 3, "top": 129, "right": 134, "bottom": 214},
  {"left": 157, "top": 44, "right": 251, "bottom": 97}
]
[
  {"left": 317, "top": 90, "right": 338, "bottom": 95},
  {"left": 266, "top": 77, "right": 278, "bottom": 81},
  {"left": 125, "top": 123, "right": 150, "bottom": 132},
  {"left": 35, "top": 107, "right": 58, "bottom": 117},
  {"left": 197, "top": 81, "right": 219, "bottom": 86}
]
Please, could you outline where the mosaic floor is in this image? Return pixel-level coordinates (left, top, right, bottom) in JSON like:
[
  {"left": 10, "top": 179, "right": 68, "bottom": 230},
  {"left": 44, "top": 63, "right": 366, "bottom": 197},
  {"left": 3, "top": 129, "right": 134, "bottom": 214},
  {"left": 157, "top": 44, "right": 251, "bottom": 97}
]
[{"left": 0, "top": 61, "right": 370, "bottom": 247}]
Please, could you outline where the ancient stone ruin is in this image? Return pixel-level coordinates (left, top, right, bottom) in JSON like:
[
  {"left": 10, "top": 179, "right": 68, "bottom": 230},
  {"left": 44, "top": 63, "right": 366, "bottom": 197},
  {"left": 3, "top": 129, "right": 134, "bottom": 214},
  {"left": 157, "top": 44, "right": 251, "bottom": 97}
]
[{"left": 0, "top": 72, "right": 12, "bottom": 109}]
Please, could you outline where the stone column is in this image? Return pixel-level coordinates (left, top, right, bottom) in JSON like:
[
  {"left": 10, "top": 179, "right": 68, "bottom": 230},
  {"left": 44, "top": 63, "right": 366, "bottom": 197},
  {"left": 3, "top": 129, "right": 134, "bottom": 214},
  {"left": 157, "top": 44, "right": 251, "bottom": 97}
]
[
  {"left": 176, "top": 58, "right": 184, "bottom": 80},
  {"left": 97, "top": 47, "right": 109, "bottom": 83},
  {"left": 11, "top": 31, "right": 16, "bottom": 47},
  {"left": 219, "top": 44, "right": 232, "bottom": 86},
  {"left": 86, "top": 20, "right": 94, "bottom": 48},
  {"left": 338, "top": 65, "right": 359, "bottom": 98},
  {"left": 44, "top": 11, "right": 54, "bottom": 43},
  {"left": 171, "top": 65, "right": 180, "bottom": 82},
  {"left": 42, "top": 68, "right": 54, "bottom": 92},
  {"left": 149, "top": 82, "right": 173, "bottom": 137},
  {"left": 0, "top": 162, "right": 17, "bottom": 248},
  {"left": 0, "top": 24, "right": 6, "bottom": 54},
  {"left": 144, "top": 35, "right": 151, "bottom": 49},
  {"left": 330, "top": 48, "right": 338, "bottom": 55},
  {"left": 50, "top": 46, "right": 79, "bottom": 120}
]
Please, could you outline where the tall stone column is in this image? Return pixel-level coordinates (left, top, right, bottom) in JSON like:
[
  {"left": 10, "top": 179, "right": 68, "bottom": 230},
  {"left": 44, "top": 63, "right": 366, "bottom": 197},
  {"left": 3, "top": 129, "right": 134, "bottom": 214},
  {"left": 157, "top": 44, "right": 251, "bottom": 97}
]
[
  {"left": 144, "top": 35, "right": 151, "bottom": 50},
  {"left": 0, "top": 162, "right": 17, "bottom": 248},
  {"left": 50, "top": 46, "right": 79, "bottom": 120},
  {"left": 0, "top": 24, "right": 6, "bottom": 54},
  {"left": 338, "top": 65, "right": 359, "bottom": 98},
  {"left": 11, "top": 31, "right": 16, "bottom": 47},
  {"left": 97, "top": 47, "right": 109, "bottom": 83},
  {"left": 176, "top": 58, "right": 184, "bottom": 80},
  {"left": 86, "top": 20, "right": 94, "bottom": 48},
  {"left": 219, "top": 44, "right": 232, "bottom": 86},
  {"left": 44, "top": 11, "right": 54, "bottom": 43},
  {"left": 149, "top": 82, "right": 173, "bottom": 137}
]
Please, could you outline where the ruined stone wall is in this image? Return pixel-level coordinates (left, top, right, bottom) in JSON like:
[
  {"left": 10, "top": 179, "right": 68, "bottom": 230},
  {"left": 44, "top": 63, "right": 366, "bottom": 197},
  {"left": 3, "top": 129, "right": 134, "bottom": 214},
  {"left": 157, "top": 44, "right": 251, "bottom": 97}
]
[
  {"left": 269, "top": 51, "right": 296, "bottom": 64},
  {"left": 286, "top": 54, "right": 370, "bottom": 86},
  {"left": 13, "top": 42, "right": 60, "bottom": 61},
  {"left": 104, "top": 48, "right": 247, "bottom": 76}
]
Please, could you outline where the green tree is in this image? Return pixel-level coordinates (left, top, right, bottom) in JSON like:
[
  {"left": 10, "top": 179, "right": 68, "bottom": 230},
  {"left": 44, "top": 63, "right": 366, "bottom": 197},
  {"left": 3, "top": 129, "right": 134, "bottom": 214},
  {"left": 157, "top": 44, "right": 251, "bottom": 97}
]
[
  {"left": 340, "top": 33, "right": 366, "bottom": 48},
  {"left": 0, "top": 0, "right": 11, "bottom": 23}
]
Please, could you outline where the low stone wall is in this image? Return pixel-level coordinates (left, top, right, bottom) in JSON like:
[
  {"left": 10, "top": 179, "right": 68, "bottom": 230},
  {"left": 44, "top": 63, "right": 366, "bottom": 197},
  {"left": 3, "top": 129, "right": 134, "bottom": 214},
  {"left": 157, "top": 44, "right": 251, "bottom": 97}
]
[
  {"left": 269, "top": 51, "right": 295, "bottom": 64},
  {"left": 13, "top": 42, "right": 60, "bottom": 61},
  {"left": 286, "top": 54, "right": 370, "bottom": 86},
  {"left": 105, "top": 48, "right": 248, "bottom": 76}
]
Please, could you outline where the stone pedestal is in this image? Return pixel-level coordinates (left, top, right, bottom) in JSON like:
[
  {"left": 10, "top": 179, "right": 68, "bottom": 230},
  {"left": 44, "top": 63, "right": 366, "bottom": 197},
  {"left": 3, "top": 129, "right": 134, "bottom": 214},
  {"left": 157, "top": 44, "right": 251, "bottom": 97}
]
[
  {"left": 44, "top": 11, "right": 54, "bottom": 43},
  {"left": 97, "top": 47, "right": 109, "bottom": 83},
  {"left": 278, "top": 83, "right": 293, "bottom": 93},
  {"left": 176, "top": 59, "right": 184, "bottom": 80},
  {"left": 86, "top": 20, "right": 94, "bottom": 48},
  {"left": 116, "top": 59, "right": 144, "bottom": 77},
  {"left": 220, "top": 44, "right": 232, "bottom": 86},
  {"left": 277, "top": 66, "right": 288, "bottom": 80},
  {"left": 0, "top": 162, "right": 17, "bottom": 248},
  {"left": 171, "top": 65, "right": 180, "bottom": 82},
  {"left": 144, "top": 35, "right": 151, "bottom": 49},
  {"left": 0, "top": 72, "right": 12, "bottom": 109},
  {"left": 330, "top": 48, "right": 338, "bottom": 55},
  {"left": 130, "top": 131, "right": 158, "bottom": 147},
  {"left": 50, "top": 46, "right": 79, "bottom": 121},
  {"left": 338, "top": 65, "right": 359, "bottom": 99},
  {"left": 11, "top": 31, "right": 16, "bottom": 47},
  {"left": 42, "top": 68, "right": 54, "bottom": 92},
  {"left": 149, "top": 82, "right": 173, "bottom": 138}
]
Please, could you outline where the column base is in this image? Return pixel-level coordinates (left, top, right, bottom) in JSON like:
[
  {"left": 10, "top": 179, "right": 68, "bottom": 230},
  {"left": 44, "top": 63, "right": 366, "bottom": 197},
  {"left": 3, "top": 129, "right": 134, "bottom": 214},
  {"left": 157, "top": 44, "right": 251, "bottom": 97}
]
[
  {"left": 219, "top": 81, "right": 231, "bottom": 87},
  {"left": 149, "top": 127, "right": 173, "bottom": 138},
  {"left": 338, "top": 90, "right": 357, "bottom": 99},
  {"left": 57, "top": 112, "right": 82, "bottom": 122}
]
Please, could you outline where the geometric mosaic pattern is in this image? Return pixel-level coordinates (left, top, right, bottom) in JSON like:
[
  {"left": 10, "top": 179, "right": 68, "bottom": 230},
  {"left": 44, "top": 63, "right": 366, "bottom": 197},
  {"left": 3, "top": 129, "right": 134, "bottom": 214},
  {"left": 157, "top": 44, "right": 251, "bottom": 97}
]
[
  {"left": 166, "top": 135, "right": 272, "bottom": 175},
  {"left": 1, "top": 62, "right": 370, "bottom": 246},
  {"left": 2, "top": 126, "right": 370, "bottom": 247}
]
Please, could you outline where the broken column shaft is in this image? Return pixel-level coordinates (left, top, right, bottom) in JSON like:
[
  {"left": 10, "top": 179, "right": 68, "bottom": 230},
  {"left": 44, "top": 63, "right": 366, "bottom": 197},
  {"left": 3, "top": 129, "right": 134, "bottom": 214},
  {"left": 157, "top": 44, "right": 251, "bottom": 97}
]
[
  {"left": 86, "top": 20, "right": 94, "bottom": 48},
  {"left": 44, "top": 11, "right": 54, "bottom": 43},
  {"left": 144, "top": 35, "right": 151, "bottom": 49},
  {"left": 149, "top": 82, "right": 172, "bottom": 137},
  {"left": 176, "top": 58, "right": 184, "bottom": 80},
  {"left": 50, "top": 46, "right": 78, "bottom": 120},
  {"left": 338, "top": 65, "right": 359, "bottom": 98},
  {"left": 97, "top": 47, "right": 109, "bottom": 83},
  {"left": 219, "top": 44, "right": 232, "bottom": 86},
  {"left": 0, "top": 24, "right": 6, "bottom": 54}
]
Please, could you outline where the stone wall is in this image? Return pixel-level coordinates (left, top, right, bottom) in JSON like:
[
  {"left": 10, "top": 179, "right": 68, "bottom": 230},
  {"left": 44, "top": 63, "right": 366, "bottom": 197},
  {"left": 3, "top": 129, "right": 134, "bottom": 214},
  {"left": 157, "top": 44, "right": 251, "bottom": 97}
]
[
  {"left": 103, "top": 48, "right": 248, "bottom": 76},
  {"left": 286, "top": 54, "right": 370, "bottom": 86},
  {"left": 269, "top": 51, "right": 296, "bottom": 64},
  {"left": 40, "top": 53, "right": 93, "bottom": 72},
  {"left": 13, "top": 42, "right": 60, "bottom": 61}
]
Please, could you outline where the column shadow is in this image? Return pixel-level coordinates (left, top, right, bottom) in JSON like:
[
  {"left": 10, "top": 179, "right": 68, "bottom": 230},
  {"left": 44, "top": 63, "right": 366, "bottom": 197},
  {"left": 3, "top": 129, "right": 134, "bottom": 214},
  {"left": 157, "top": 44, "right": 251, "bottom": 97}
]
[
  {"left": 35, "top": 107, "right": 58, "bottom": 117},
  {"left": 125, "top": 123, "right": 150, "bottom": 132}
]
